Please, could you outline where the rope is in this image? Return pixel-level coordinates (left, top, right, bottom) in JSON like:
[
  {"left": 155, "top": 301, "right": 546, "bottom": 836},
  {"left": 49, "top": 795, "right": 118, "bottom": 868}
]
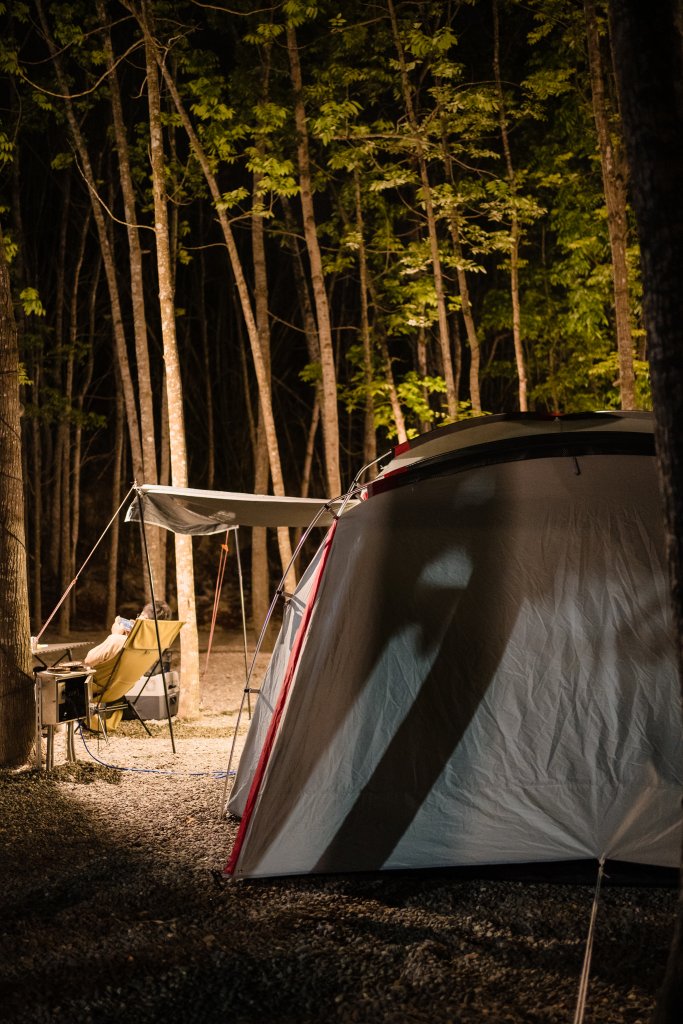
[
  {"left": 35, "top": 483, "right": 137, "bottom": 642},
  {"left": 203, "top": 529, "right": 231, "bottom": 679},
  {"left": 573, "top": 857, "right": 606, "bottom": 1024},
  {"left": 76, "top": 723, "right": 234, "bottom": 779}
]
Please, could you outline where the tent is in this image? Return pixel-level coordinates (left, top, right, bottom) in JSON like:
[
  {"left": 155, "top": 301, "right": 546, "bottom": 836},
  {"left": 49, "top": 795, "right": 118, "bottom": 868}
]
[{"left": 221, "top": 411, "right": 683, "bottom": 879}]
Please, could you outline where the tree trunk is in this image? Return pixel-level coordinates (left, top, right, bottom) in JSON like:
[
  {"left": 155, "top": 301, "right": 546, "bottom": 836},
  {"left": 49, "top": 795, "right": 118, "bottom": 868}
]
[
  {"left": 441, "top": 130, "right": 482, "bottom": 414},
  {"left": 493, "top": 0, "right": 528, "bottom": 412},
  {"left": 197, "top": 222, "right": 215, "bottom": 489},
  {"left": 30, "top": 361, "right": 42, "bottom": 629},
  {"left": 387, "top": 0, "right": 458, "bottom": 421},
  {"left": 48, "top": 172, "right": 70, "bottom": 584},
  {"left": 143, "top": 6, "right": 200, "bottom": 720},
  {"left": 0, "top": 239, "right": 33, "bottom": 767},
  {"left": 58, "top": 207, "right": 89, "bottom": 633},
  {"left": 251, "top": 169, "right": 275, "bottom": 632},
  {"left": 13, "top": 140, "right": 41, "bottom": 628},
  {"left": 71, "top": 248, "right": 99, "bottom": 621},
  {"left": 584, "top": 0, "right": 636, "bottom": 410},
  {"left": 353, "top": 168, "right": 377, "bottom": 470},
  {"left": 156, "top": 53, "right": 296, "bottom": 585},
  {"left": 608, "top": 1, "right": 683, "bottom": 1019},
  {"left": 99, "top": 0, "right": 162, "bottom": 577},
  {"left": 105, "top": 364, "right": 124, "bottom": 627},
  {"left": 36, "top": 0, "right": 144, "bottom": 483},
  {"left": 281, "top": 195, "right": 324, "bottom": 481},
  {"left": 286, "top": 24, "right": 342, "bottom": 496},
  {"left": 366, "top": 273, "right": 408, "bottom": 443},
  {"left": 444, "top": 184, "right": 482, "bottom": 415}
]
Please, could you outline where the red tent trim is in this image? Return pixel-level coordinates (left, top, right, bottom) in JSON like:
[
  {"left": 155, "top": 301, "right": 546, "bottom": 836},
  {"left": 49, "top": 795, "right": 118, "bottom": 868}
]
[{"left": 224, "top": 519, "right": 339, "bottom": 876}]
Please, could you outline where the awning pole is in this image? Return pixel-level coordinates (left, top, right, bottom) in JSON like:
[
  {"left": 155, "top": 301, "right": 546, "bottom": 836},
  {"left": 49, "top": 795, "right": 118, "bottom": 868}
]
[
  {"left": 233, "top": 527, "right": 251, "bottom": 720},
  {"left": 136, "top": 489, "right": 176, "bottom": 754},
  {"left": 219, "top": 498, "right": 341, "bottom": 819}
]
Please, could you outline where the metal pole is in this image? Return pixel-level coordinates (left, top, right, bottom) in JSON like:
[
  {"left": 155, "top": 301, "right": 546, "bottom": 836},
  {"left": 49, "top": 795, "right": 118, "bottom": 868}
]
[
  {"left": 233, "top": 527, "right": 251, "bottom": 719},
  {"left": 218, "top": 501, "right": 335, "bottom": 818},
  {"left": 136, "top": 489, "right": 176, "bottom": 754}
]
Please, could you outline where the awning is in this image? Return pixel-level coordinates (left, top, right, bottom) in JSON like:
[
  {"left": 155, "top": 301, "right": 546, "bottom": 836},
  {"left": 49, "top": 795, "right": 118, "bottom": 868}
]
[{"left": 125, "top": 485, "right": 337, "bottom": 535}]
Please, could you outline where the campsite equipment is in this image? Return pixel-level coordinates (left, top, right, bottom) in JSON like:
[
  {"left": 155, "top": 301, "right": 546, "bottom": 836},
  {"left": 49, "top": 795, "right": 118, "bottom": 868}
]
[
  {"left": 34, "top": 664, "right": 93, "bottom": 770},
  {"left": 88, "top": 618, "right": 184, "bottom": 736},
  {"left": 222, "top": 412, "right": 683, "bottom": 879},
  {"left": 125, "top": 668, "right": 181, "bottom": 722}
]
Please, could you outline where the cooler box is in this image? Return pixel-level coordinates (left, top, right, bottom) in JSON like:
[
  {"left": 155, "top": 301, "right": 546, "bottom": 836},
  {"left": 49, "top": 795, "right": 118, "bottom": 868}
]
[{"left": 125, "top": 671, "right": 180, "bottom": 721}]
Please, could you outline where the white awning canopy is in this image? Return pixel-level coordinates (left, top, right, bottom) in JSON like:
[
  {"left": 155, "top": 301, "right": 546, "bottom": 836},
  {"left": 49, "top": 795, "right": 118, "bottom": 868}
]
[{"left": 126, "top": 485, "right": 336, "bottom": 535}]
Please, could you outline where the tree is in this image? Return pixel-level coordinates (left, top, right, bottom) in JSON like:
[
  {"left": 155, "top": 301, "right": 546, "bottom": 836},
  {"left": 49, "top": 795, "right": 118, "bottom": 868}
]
[
  {"left": 608, "top": 1, "right": 683, "bottom": 1019},
  {"left": 141, "top": 0, "right": 200, "bottom": 719},
  {"left": 152, "top": 32, "right": 297, "bottom": 590},
  {"left": 387, "top": 0, "right": 458, "bottom": 421},
  {"left": 98, "top": 0, "right": 163, "bottom": 591},
  {"left": 493, "top": 0, "right": 529, "bottom": 412},
  {"left": 286, "top": 15, "right": 342, "bottom": 493},
  {"left": 584, "top": 0, "right": 636, "bottom": 410},
  {"left": 0, "top": 236, "right": 33, "bottom": 767},
  {"left": 35, "top": 0, "right": 145, "bottom": 487}
]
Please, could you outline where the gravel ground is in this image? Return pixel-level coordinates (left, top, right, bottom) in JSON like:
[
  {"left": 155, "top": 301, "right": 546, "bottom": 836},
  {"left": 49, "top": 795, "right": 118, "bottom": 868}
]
[{"left": 0, "top": 631, "right": 679, "bottom": 1024}]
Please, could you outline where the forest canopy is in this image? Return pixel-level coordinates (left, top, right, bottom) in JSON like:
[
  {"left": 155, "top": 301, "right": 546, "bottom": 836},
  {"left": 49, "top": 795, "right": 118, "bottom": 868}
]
[{"left": 0, "top": 0, "right": 646, "bottom": 631}]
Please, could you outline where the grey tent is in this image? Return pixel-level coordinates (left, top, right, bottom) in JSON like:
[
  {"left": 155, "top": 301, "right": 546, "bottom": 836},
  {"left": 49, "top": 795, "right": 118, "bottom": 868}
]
[{"left": 224, "top": 412, "right": 683, "bottom": 879}]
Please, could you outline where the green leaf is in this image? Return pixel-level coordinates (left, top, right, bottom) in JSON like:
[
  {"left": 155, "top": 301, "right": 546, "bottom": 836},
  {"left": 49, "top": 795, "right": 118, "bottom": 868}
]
[{"left": 19, "top": 288, "right": 45, "bottom": 318}]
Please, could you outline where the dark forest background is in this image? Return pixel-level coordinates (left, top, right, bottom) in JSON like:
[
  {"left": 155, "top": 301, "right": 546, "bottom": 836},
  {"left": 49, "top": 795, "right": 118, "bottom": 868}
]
[{"left": 0, "top": 0, "right": 646, "bottom": 636}]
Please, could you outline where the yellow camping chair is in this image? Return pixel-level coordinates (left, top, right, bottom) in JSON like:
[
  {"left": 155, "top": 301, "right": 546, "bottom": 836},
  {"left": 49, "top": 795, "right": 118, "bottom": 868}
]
[{"left": 87, "top": 618, "right": 184, "bottom": 735}]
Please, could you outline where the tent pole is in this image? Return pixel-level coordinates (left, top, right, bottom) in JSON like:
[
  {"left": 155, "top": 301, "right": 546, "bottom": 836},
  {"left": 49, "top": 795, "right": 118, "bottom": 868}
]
[
  {"left": 233, "top": 527, "right": 251, "bottom": 719},
  {"left": 219, "top": 500, "right": 337, "bottom": 818},
  {"left": 136, "top": 489, "right": 176, "bottom": 754}
]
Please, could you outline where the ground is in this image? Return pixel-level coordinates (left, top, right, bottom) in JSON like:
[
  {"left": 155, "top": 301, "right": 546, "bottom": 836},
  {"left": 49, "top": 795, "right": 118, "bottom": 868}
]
[{"left": 0, "top": 630, "right": 678, "bottom": 1023}]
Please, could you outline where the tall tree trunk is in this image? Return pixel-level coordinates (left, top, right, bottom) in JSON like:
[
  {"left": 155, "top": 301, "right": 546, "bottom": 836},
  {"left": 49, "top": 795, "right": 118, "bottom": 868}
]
[
  {"left": 157, "top": 367, "right": 169, "bottom": 601},
  {"left": 387, "top": 0, "right": 458, "bottom": 421},
  {"left": 99, "top": 0, "right": 162, "bottom": 577},
  {"left": 71, "top": 248, "right": 99, "bottom": 620},
  {"left": 143, "top": 6, "right": 200, "bottom": 719},
  {"left": 0, "top": 239, "right": 33, "bottom": 767},
  {"left": 367, "top": 274, "right": 408, "bottom": 443},
  {"left": 106, "top": 363, "right": 124, "bottom": 627},
  {"left": 48, "top": 172, "right": 71, "bottom": 584},
  {"left": 584, "top": 0, "right": 636, "bottom": 410},
  {"left": 281, "top": 196, "right": 323, "bottom": 480},
  {"left": 286, "top": 23, "right": 342, "bottom": 495},
  {"left": 609, "top": 5, "right": 683, "bottom": 1020},
  {"left": 155, "top": 52, "right": 296, "bottom": 583},
  {"left": 13, "top": 147, "right": 42, "bottom": 627},
  {"left": 353, "top": 168, "right": 377, "bottom": 470},
  {"left": 442, "top": 138, "right": 482, "bottom": 415},
  {"left": 251, "top": 167, "right": 276, "bottom": 630},
  {"left": 416, "top": 326, "right": 431, "bottom": 434},
  {"left": 36, "top": 0, "right": 144, "bottom": 483},
  {"left": 58, "top": 207, "right": 89, "bottom": 633},
  {"left": 197, "top": 219, "right": 215, "bottom": 489},
  {"left": 493, "top": 0, "right": 528, "bottom": 412},
  {"left": 30, "top": 361, "right": 42, "bottom": 629},
  {"left": 281, "top": 197, "right": 322, "bottom": 365}
]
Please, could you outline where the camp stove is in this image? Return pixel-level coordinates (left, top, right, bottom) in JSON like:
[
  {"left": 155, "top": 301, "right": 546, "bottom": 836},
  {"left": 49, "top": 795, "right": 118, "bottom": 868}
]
[{"left": 34, "top": 664, "right": 93, "bottom": 770}]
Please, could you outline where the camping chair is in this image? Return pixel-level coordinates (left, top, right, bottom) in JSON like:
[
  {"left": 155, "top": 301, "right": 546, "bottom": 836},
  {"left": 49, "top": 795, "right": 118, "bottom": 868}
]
[{"left": 86, "top": 618, "right": 184, "bottom": 736}]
